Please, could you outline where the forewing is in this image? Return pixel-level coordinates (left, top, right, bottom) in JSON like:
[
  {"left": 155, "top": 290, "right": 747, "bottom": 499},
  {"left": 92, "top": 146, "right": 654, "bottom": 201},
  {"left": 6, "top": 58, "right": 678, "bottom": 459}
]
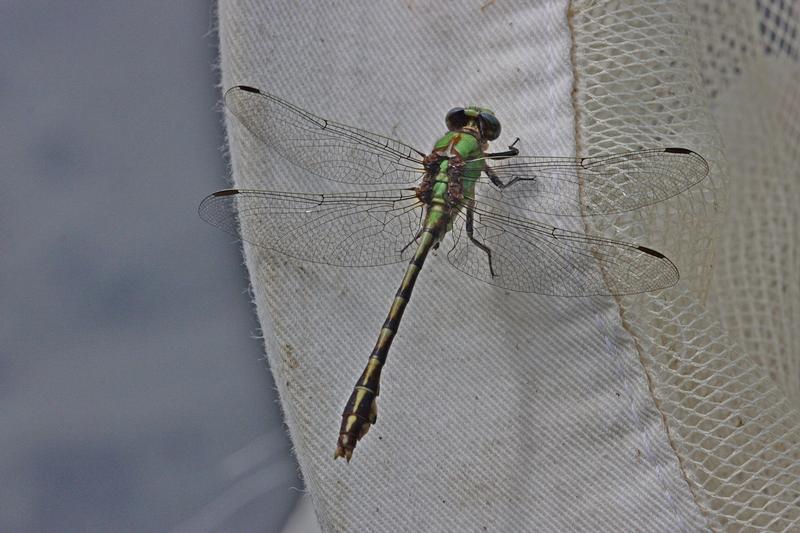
[
  {"left": 225, "top": 86, "right": 426, "bottom": 185},
  {"left": 199, "top": 189, "right": 423, "bottom": 267},
  {"left": 476, "top": 148, "right": 709, "bottom": 216},
  {"left": 445, "top": 206, "right": 679, "bottom": 296}
]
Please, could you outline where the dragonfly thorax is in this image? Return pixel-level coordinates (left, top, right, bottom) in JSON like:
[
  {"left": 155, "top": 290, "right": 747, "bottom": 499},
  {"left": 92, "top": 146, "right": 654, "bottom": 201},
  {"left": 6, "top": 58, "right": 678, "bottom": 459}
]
[{"left": 416, "top": 131, "right": 487, "bottom": 211}]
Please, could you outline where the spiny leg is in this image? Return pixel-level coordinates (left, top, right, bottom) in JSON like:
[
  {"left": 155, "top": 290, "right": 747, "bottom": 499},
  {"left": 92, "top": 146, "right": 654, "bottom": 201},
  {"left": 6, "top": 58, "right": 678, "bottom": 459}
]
[
  {"left": 466, "top": 206, "right": 496, "bottom": 278},
  {"left": 486, "top": 158, "right": 533, "bottom": 190},
  {"left": 486, "top": 167, "right": 524, "bottom": 189},
  {"left": 484, "top": 137, "right": 520, "bottom": 160},
  {"left": 485, "top": 138, "right": 523, "bottom": 189}
]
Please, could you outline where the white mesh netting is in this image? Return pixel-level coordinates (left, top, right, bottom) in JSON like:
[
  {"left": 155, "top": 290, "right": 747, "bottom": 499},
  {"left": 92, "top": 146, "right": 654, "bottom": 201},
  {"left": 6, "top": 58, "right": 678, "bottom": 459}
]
[{"left": 571, "top": 0, "right": 800, "bottom": 529}]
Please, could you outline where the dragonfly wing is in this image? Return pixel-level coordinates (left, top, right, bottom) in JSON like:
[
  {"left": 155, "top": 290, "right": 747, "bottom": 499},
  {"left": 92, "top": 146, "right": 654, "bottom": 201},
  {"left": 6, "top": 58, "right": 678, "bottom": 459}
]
[
  {"left": 475, "top": 148, "right": 709, "bottom": 217},
  {"left": 199, "top": 189, "right": 423, "bottom": 267},
  {"left": 445, "top": 206, "right": 678, "bottom": 296},
  {"left": 225, "top": 86, "right": 426, "bottom": 185}
]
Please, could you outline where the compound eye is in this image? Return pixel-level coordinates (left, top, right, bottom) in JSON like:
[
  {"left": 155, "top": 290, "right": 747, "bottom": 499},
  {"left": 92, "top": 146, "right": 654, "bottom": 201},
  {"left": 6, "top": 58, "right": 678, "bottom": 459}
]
[
  {"left": 445, "top": 107, "right": 467, "bottom": 131},
  {"left": 478, "top": 112, "right": 501, "bottom": 141}
]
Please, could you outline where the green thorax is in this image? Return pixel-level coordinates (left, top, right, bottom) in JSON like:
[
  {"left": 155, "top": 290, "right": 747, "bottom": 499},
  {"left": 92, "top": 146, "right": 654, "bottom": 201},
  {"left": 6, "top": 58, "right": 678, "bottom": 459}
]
[{"left": 429, "top": 130, "right": 486, "bottom": 202}]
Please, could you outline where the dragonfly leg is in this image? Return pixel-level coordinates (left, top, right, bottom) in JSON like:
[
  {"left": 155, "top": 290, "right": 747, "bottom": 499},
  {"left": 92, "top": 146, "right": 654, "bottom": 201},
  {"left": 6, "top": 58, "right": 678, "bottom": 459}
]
[
  {"left": 485, "top": 166, "right": 523, "bottom": 189},
  {"left": 466, "top": 207, "right": 496, "bottom": 277},
  {"left": 484, "top": 138, "right": 522, "bottom": 189},
  {"left": 484, "top": 137, "right": 520, "bottom": 160}
]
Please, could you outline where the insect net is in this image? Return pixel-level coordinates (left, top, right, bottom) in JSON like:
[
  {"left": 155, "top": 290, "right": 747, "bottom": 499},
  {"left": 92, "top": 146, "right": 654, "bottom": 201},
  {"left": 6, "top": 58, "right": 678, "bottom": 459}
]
[
  {"left": 218, "top": 0, "right": 799, "bottom": 530},
  {"left": 572, "top": 1, "right": 800, "bottom": 529}
]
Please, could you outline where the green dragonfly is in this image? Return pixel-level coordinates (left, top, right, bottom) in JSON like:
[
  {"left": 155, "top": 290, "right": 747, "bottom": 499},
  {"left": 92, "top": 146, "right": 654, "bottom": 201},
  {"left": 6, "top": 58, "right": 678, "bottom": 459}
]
[{"left": 200, "top": 85, "right": 709, "bottom": 462}]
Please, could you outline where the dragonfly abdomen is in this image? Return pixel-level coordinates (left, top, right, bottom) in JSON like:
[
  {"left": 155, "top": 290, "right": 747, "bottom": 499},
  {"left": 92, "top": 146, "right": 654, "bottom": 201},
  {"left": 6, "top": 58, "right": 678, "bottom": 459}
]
[{"left": 334, "top": 221, "right": 444, "bottom": 461}]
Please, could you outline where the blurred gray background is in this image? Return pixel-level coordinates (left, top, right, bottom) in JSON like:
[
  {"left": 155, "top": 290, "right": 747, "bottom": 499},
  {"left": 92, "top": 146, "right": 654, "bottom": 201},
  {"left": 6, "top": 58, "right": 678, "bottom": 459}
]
[{"left": 0, "top": 2, "right": 302, "bottom": 531}]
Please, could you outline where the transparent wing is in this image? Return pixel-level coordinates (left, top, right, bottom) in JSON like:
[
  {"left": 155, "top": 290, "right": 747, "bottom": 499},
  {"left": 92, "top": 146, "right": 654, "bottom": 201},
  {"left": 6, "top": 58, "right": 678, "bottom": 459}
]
[
  {"left": 199, "top": 188, "right": 423, "bottom": 267},
  {"left": 225, "top": 86, "right": 426, "bottom": 185},
  {"left": 445, "top": 205, "right": 678, "bottom": 296},
  {"left": 474, "top": 148, "right": 709, "bottom": 217}
]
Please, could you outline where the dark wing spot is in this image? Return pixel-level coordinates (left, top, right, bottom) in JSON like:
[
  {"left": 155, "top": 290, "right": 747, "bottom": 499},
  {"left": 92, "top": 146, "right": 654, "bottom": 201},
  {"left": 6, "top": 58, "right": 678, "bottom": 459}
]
[
  {"left": 236, "top": 85, "right": 261, "bottom": 94},
  {"left": 637, "top": 245, "right": 666, "bottom": 259}
]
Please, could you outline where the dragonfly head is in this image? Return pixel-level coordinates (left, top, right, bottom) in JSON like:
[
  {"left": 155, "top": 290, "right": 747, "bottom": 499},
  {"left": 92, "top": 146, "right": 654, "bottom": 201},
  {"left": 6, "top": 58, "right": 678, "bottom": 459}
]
[{"left": 445, "top": 106, "right": 501, "bottom": 142}]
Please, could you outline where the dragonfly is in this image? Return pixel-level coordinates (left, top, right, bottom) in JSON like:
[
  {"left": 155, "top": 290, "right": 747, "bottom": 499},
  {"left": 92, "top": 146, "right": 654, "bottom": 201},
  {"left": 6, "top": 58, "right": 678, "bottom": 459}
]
[{"left": 200, "top": 85, "right": 709, "bottom": 462}]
